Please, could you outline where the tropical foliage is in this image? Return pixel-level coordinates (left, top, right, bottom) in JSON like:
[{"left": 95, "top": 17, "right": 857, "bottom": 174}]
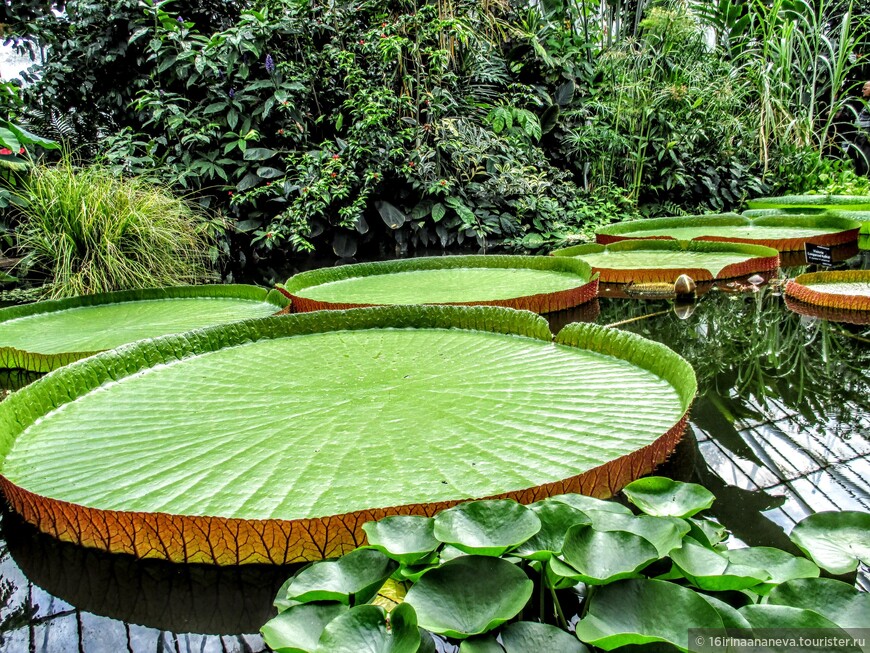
[{"left": 262, "top": 480, "right": 868, "bottom": 652}]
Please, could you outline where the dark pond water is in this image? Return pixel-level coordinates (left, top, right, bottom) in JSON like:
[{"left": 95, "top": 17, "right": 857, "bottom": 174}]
[{"left": 1, "top": 253, "right": 868, "bottom": 652}]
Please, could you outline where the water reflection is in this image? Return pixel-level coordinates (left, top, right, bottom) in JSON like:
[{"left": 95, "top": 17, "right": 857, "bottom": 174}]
[{"left": 0, "top": 261, "right": 868, "bottom": 649}]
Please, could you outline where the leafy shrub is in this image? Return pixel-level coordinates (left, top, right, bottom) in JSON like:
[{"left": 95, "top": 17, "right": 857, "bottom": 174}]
[{"left": 14, "top": 160, "right": 215, "bottom": 298}]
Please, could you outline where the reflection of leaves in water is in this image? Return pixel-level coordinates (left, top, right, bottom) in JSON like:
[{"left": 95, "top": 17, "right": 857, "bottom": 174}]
[
  {"left": 599, "top": 290, "right": 870, "bottom": 428},
  {"left": 0, "top": 540, "right": 38, "bottom": 645}
]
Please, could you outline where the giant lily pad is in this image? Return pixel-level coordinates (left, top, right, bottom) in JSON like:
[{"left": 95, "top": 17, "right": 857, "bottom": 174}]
[
  {"left": 277, "top": 255, "right": 598, "bottom": 314},
  {"left": 785, "top": 271, "right": 870, "bottom": 314},
  {"left": 0, "top": 285, "right": 289, "bottom": 372},
  {"left": 746, "top": 194, "right": 870, "bottom": 211},
  {"left": 595, "top": 214, "right": 860, "bottom": 251},
  {"left": 0, "top": 306, "right": 694, "bottom": 564},
  {"left": 551, "top": 240, "right": 779, "bottom": 284}
]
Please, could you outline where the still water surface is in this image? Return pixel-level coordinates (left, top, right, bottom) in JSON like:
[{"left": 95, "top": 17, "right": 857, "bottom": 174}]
[{"left": 0, "top": 255, "right": 868, "bottom": 652}]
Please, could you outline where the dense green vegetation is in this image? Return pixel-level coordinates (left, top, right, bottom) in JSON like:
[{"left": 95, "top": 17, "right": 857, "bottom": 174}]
[{"left": 2, "top": 0, "right": 868, "bottom": 273}]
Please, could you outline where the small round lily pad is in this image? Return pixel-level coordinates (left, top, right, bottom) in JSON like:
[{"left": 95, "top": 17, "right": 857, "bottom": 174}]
[
  {"left": 785, "top": 270, "right": 870, "bottom": 314},
  {"left": 551, "top": 240, "right": 779, "bottom": 284},
  {"left": 277, "top": 255, "right": 598, "bottom": 314}
]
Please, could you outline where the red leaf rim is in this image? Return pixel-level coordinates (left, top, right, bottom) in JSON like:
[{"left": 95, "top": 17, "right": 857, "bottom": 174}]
[{"left": 784, "top": 271, "right": 870, "bottom": 313}]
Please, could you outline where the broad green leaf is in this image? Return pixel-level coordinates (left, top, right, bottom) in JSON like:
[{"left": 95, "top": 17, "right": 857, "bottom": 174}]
[
  {"left": 316, "top": 603, "right": 419, "bottom": 653},
  {"left": 549, "top": 494, "right": 633, "bottom": 516},
  {"left": 747, "top": 194, "right": 870, "bottom": 211},
  {"left": 243, "top": 147, "right": 278, "bottom": 160},
  {"left": 434, "top": 500, "right": 541, "bottom": 556},
  {"left": 283, "top": 548, "right": 398, "bottom": 605},
  {"left": 544, "top": 555, "right": 586, "bottom": 589},
  {"left": 261, "top": 603, "right": 348, "bottom": 653},
  {"left": 404, "top": 556, "right": 533, "bottom": 639},
  {"left": 363, "top": 516, "right": 439, "bottom": 565},
  {"left": 501, "top": 622, "right": 589, "bottom": 653},
  {"left": 622, "top": 477, "right": 715, "bottom": 518},
  {"left": 459, "top": 635, "right": 504, "bottom": 653},
  {"left": 375, "top": 200, "right": 407, "bottom": 229},
  {"left": 575, "top": 578, "right": 724, "bottom": 651},
  {"left": 584, "top": 511, "right": 690, "bottom": 557},
  {"left": 280, "top": 255, "right": 593, "bottom": 308},
  {"left": 670, "top": 538, "right": 769, "bottom": 591},
  {"left": 561, "top": 524, "right": 659, "bottom": 584},
  {"left": 724, "top": 547, "right": 818, "bottom": 593},
  {"left": 0, "top": 307, "right": 694, "bottom": 564},
  {"left": 789, "top": 510, "right": 870, "bottom": 574},
  {"left": 686, "top": 518, "right": 727, "bottom": 547},
  {"left": 552, "top": 240, "right": 779, "bottom": 281},
  {"left": 698, "top": 594, "right": 751, "bottom": 629},
  {"left": 767, "top": 578, "right": 870, "bottom": 629},
  {"left": 513, "top": 499, "right": 590, "bottom": 560},
  {"left": 595, "top": 213, "right": 860, "bottom": 249},
  {"left": 0, "top": 285, "right": 289, "bottom": 372},
  {"left": 739, "top": 606, "right": 860, "bottom": 651}
]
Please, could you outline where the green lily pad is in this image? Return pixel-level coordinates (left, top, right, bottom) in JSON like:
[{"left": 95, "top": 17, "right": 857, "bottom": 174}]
[
  {"left": 316, "top": 603, "right": 420, "bottom": 653},
  {"left": 278, "top": 255, "right": 597, "bottom": 314},
  {"left": 549, "top": 494, "right": 634, "bottom": 516},
  {"left": 698, "top": 594, "right": 751, "bottom": 629},
  {"left": 261, "top": 602, "right": 348, "bottom": 653},
  {"left": 500, "top": 622, "right": 589, "bottom": 653},
  {"left": 433, "top": 500, "right": 541, "bottom": 556},
  {"left": 575, "top": 578, "right": 724, "bottom": 651},
  {"left": 786, "top": 271, "right": 870, "bottom": 313},
  {"left": 739, "top": 606, "right": 860, "bottom": 652},
  {"left": 551, "top": 239, "right": 779, "bottom": 283},
  {"left": 789, "top": 510, "right": 870, "bottom": 574},
  {"left": 0, "top": 306, "right": 694, "bottom": 564},
  {"left": 747, "top": 194, "right": 870, "bottom": 211},
  {"left": 582, "top": 511, "right": 690, "bottom": 557},
  {"left": 622, "top": 477, "right": 715, "bottom": 518},
  {"left": 459, "top": 636, "right": 504, "bottom": 653},
  {"left": 766, "top": 578, "right": 870, "bottom": 629},
  {"left": 0, "top": 284, "right": 289, "bottom": 372},
  {"left": 595, "top": 214, "right": 860, "bottom": 251},
  {"left": 724, "top": 547, "right": 819, "bottom": 593},
  {"left": 560, "top": 524, "right": 659, "bottom": 584},
  {"left": 670, "top": 538, "right": 770, "bottom": 591},
  {"left": 512, "top": 499, "right": 591, "bottom": 560},
  {"left": 686, "top": 518, "right": 727, "bottom": 547},
  {"left": 282, "top": 548, "right": 398, "bottom": 605},
  {"left": 404, "top": 555, "right": 533, "bottom": 639},
  {"left": 363, "top": 516, "right": 440, "bottom": 565}
]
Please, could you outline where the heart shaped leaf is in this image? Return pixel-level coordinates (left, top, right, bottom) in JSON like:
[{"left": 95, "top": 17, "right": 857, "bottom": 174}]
[
  {"left": 670, "top": 538, "right": 769, "bottom": 591},
  {"left": 767, "top": 578, "right": 870, "bottom": 630},
  {"left": 433, "top": 500, "right": 541, "bottom": 556},
  {"left": 501, "top": 622, "right": 589, "bottom": 653},
  {"left": 363, "top": 516, "right": 440, "bottom": 565},
  {"left": 584, "top": 511, "right": 689, "bottom": 557},
  {"left": 561, "top": 524, "right": 659, "bottom": 585},
  {"left": 724, "top": 546, "right": 819, "bottom": 593},
  {"left": 283, "top": 548, "right": 398, "bottom": 605},
  {"left": 262, "top": 603, "right": 348, "bottom": 653},
  {"left": 789, "top": 510, "right": 870, "bottom": 575},
  {"left": 316, "top": 603, "right": 420, "bottom": 653},
  {"left": 575, "top": 578, "right": 724, "bottom": 651},
  {"left": 622, "top": 477, "right": 715, "bottom": 518},
  {"left": 513, "top": 499, "right": 591, "bottom": 560},
  {"left": 404, "top": 555, "right": 533, "bottom": 639}
]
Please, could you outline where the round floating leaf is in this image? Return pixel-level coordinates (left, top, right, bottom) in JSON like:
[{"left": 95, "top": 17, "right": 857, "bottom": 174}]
[
  {"left": 698, "top": 594, "right": 751, "bottom": 629},
  {"left": 459, "top": 636, "right": 504, "bottom": 653},
  {"left": 433, "top": 500, "right": 541, "bottom": 556},
  {"left": 261, "top": 603, "right": 348, "bottom": 653},
  {"left": 739, "top": 605, "right": 860, "bottom": 651},
  {"left": 786, "top": 270, "right": 870, "bottom": 313},
  {"left": 551, "top": 239, "right": 779, "bottom": 283},
  {"left": 501, "top": 622, "right": 589, "bottom": 653},
  {"left": 0, "top": 284, "right": 288, "bottom": 372},
  {"left": 789, "top": 510, "right": 870, "bottom": 575},
  {"left": 513, "top": 499, "right": 591, "bottom": 560},
  {"left": 0, "top": 306, "right": 693, "bottom": 564},
  {"left": 283, "top": 548, "right": 398, "bottom": 605},
  {"left": 670, "top": 538, "right": 769, "bottom": 591},
  {"left": 584, "top": 511, "right": 689, "bottom": 557},
  {"left": 724, "top": 547, "right": 819, "bottom": 593},
  {"left": 622, "top": 477, "right": 715, "bottom": 518},
  {"left": 686, "top": 518, "right": 727, "bottom": 548},
  {"left": 767, "top": 578, "right": 870, "bottom": 630},
  {"left": 595, "top": 214, "right": 860, "bottom": 251},
  {"left": 549, "top": 494, "right": 633, "bottom": 516},
  {"left": 278, "top": 255, "right": 597, "bottom": 314},
  {"left": 561, "top": 524, "right": 659, "bottom": 585},
  {"left": 316, "top": 603, "right": 420, "bottom": 653},
  {"left": 575, "top": 578, "right": 724, "bottom": 651},
  {"left": 363, "top": 516, "right": 439, "bottom": 565},
  {"left": 747, "top": 194, "right": 870, "bottom": 211},
  {"left": 404, "top": 555, "right": 533, "bottom": 639}
]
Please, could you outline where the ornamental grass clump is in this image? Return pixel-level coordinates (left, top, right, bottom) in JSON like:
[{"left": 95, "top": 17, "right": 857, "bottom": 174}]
[{"left": 16, "top": 161, "right": 214, "bottom": 298}]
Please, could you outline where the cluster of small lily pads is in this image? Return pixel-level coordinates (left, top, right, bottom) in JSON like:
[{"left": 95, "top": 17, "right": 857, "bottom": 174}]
[{"left": 261, "top": 477, "right": 869, "bottom": 653}]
